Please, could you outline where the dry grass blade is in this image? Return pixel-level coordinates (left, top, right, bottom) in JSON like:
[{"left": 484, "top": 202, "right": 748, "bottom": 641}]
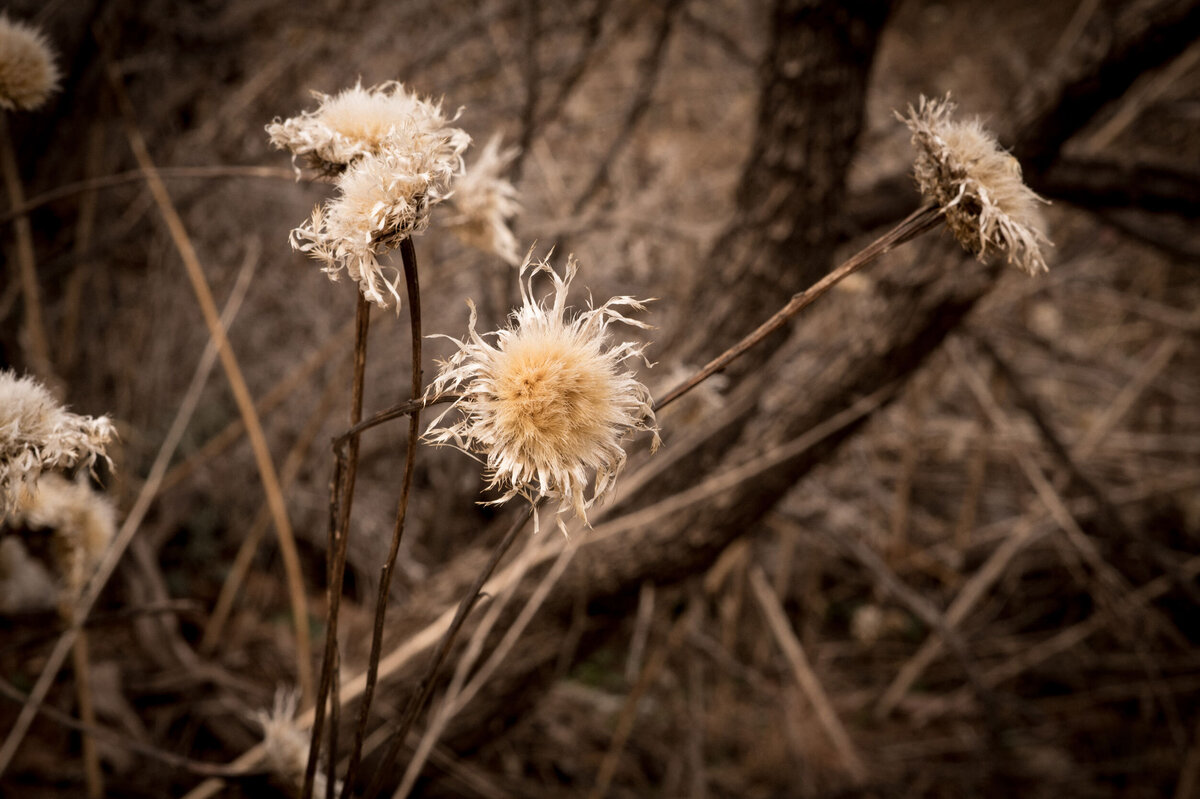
[
  {"left": 102, "top": 61, "right": 313, "bottom": 706},
  {"left": 749, "top": 564, "right": 868, "bottom": 786}
]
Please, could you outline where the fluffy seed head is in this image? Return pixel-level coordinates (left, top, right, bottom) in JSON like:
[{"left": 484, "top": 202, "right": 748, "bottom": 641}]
[
  {"left": 900, "top": 95, "right": 1051, "bottom": 275},
  {"left": 425, "top": 254, "right": 660, "bottom": 533},
  {"left": 444, "top": 134, "right": 522, "bottom": 266},
  {"left": 0, "top": 371, "right": 116, "bottom": 518},
  {"left": 16, "top": 473, "right": 116, "bottom": 602},
  {"left": 266, "top": 80, "right": 469, "bottom": 179},
  {"left": 0, "top": 15, "right": 60, "bottom": 111}
]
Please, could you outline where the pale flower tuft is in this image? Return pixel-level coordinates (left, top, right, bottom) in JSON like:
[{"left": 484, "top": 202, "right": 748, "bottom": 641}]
[
  {"left": 15, "top": 473, "right": 116, "bottom": 602},
  {"left": 900, "top": 95, "right": 1051, "bottom": 275},
  {"left": 266, "top": 81, "right": 469, "bottom": 179},
  {"left": 0, "top": 371, "right": 115, "bottom": 518},
  {"left": 444, "top": 134, "right": 522, "bottom": 266},
  {"left": 0, "top": 14, "right": 60, "bottom": 111},
  {"left": 425, "top": 254, "right": 660, "bottom": 533}
]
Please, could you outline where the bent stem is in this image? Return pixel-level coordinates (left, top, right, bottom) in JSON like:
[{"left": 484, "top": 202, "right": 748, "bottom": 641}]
[
  {"left": 341, "top": 238, "right": 424, "bottom": 796},
  {"left": 654, "top": 203, "right": 942, "bottom": 412},
  {"left": 303, "top": 293, "right": 371, "bottom": 799},
  {"left": 363, "top": 503, "right": 538, "bottom": 799}
]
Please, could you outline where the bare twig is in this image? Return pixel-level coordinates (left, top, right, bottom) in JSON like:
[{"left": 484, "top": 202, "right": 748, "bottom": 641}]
[
  {"left": 654, "top": 204, "right": 942, "bottom": 412},
  {"left": 340, "top": 238, "right": 424, "bottom": 796},
  {"left": 303, "top": 292, "right": 371, "bottom": 799},
  {"left": 0, "top": 112, "right": 53, "bottom": 379},
  {"left": 363, "top": 504, "right": 537, "bottom": 799}
]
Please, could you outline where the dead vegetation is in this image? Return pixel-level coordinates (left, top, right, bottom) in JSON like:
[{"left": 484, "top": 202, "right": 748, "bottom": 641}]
[{"left": 1, "top": 0, "right": 1199, "bottom": 797}]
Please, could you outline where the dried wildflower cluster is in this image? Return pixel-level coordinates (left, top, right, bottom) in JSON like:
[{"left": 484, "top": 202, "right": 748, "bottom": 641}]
[
  {"left": 0, "top": 371, "right": 115, "bottom": 517},
  {"left": 269, "top": 82, "right": 471, "bottom": 307},
  {"left": 16, "top": 473, "right": 116, "bottom": 602},
  {"left": 444, "top": 134, "right": 522, "bottom": 266},
  {"left": 426, "top": 255, "right": 659, "bottom": 532},
  {"left": 901, "top": 95, "right": 1050, "bottom": 275},
  {"left": 0, "top": 14, "right": 60, "bottom": 111}
]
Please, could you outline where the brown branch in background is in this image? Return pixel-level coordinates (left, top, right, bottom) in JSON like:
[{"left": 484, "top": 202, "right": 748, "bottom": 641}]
[
  {"left": 363, "top": 503, "right": 538, "bottom": 799},
  {"left": 0, "top": 112, "right": 54, "bottom": 380},
  {"left": 303, "top": 293, "right": 371, "bottom": 799},
  {"left": 340, "top": 238, "right": 424, "bottom": 796},
  {"left": 70, "top": 628, "right": 102, "bottom": 799}
]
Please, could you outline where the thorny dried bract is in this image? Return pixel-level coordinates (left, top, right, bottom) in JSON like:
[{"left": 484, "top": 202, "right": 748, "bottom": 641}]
[
  {"left": 425, "top": 254, "right": 660, "bottom": 534},
  {"left": 268, "top": 81, "right": 471, "bottom": 308},
  {"left": 900, "top": 95, "right": 1051, "bottom": 275},
  {"left": 0, "top": 371, "right": 115, "bottom": 518},
  {"left": 0, "top": 14, "right": 60, "bottom": 112}
]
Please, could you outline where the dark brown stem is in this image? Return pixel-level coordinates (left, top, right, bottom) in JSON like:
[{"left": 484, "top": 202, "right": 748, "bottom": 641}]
[
  {"left": 341, "top": 238, "right": 423, "bottom": 795},
  {"left": 332, "top": 392, "right": 459, "bottom": 451},
  {"left": 303, "top": 293, "right": 371, "bottom": 799},
  {"left": 653, "top": 203, "right": 942, "bottom": 413},
  {"left": 363, "top": 503, "right": 537, "bottom": 799}
]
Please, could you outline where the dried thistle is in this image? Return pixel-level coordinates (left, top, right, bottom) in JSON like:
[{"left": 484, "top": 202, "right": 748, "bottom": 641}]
[
  {"left": 275, "top": 82, "right": 470, "bottom": 308},
  {"left": 0, "top": 14, "right": 60, "bottom": 111},
  {"left": 255, "top": 687, "right": 337, "bottom": 797},
  {"left": 0, "top": 371, "right": 115, "bottom": 518},
  {"left": 444, "top": 134, "right": 522, "bottom": 266},
  {"left": 266, "top": 80, "right": 469, "bottom": 179},
  {"left": 900, "top": 95, "right": 1050, "bottom": 275},
  {"left": 425, "top": 254, "right": 659, "bottom": 533},
  {"left": 16, "top": 473, "right": 116, "bottom": 603}
]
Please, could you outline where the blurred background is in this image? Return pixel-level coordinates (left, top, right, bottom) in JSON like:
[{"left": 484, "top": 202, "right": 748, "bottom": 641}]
[{"left": 2, "top": 0, "right": 1199, "bottom": 796}]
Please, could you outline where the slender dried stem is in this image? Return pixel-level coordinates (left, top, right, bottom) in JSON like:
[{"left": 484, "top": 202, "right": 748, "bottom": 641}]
[
  {"left": 341, "top": 238, "right": 423, "bottom": 795},
  {"left": 364, "top": 504, "right": 537, "bottom": 799},
  {"left": 1, "top": 112, "right": 54, "bottom": 379},
  {"left": 654, "top": 203, "right": 942, "bottom": 412},
  {"left": 71, "top": 630, "right": 103, "bottom": 799},
  {"left": 303, "top": 294, "right": 371, "bottom": 799}
]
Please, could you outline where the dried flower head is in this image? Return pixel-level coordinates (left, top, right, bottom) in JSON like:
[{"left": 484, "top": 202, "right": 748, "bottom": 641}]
[
  {"left": 444, "top": 134, "right": 522, "bottom": 265},
  {"left": 425, "top": 254, "right": 660, "bottom": 533},
  {"left": 266, "top": 80, "right": 469, "bottom": 178},
  {"left": 900, "top": 95, "right": 1050, "bottom": 275},
  {"left": 16, "top": 473, "right": 116, "bottom": 602},
  {"left": 0, "top": 14, "right": 60, "bottom": 111},
  {"left": 255, "top": 687, "right": 337, "bottom": 796},
  {"left": 0, "top": 371, "right": 115, "bottom": 518}
]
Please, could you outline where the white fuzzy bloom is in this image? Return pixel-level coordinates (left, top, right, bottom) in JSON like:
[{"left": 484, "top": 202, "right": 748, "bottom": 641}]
[
  {"left": 0, "top": 371, "right": 115, "bottom": 518},
  {"left": 444, "top": 134, "right": 522, "bottom": 266},
  {"left": 900, "top": 95, "right": 1051, "bottom": 275},
  {"left": 266, "top": 80, "right": 468, "bottom": 178},
  {"left": 425, "top": 254, "right": 659, "bottom": 533},
  {"left": 0, "top": 14, "right": 60, "bottom": 111}
]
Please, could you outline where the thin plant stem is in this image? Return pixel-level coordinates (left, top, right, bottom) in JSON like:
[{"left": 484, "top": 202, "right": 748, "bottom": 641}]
[
  {"left": 333, "top": 393, "right": 458, "bottom": 447},
  {"left": 303, "top": 293, "right": 371, "bottom": 799},
  {"left": 0, "top": 112, "right": 54, "bottom": 379},
  {"left": 341, "top": 239, "right": 423, "bottom": 796},
  {"left": 653, "top": 203, "right": 942, "bottom": 413},
  {"left": 363, "top": 503, "right": 537, "bottom": 799},
  {"left": 71, "top": 630, "right": 103, "bottom": 799}
]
